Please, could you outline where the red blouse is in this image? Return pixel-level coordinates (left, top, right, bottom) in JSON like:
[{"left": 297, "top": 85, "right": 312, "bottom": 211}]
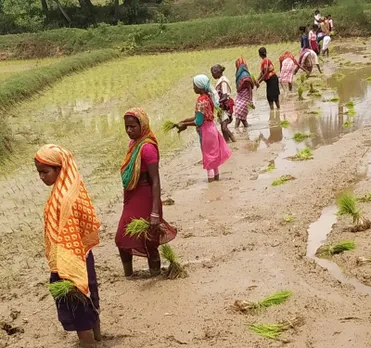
[{"left": 260, "top": 58, "right": 275, "bottom": 81}]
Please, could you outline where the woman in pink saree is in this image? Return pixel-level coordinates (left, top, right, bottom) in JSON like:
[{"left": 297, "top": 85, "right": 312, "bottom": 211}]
[{"left": 177, "top": 74, "right": 231, "bottom": 182}]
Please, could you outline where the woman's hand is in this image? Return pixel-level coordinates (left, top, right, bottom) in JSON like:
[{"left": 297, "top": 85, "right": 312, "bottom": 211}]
[
  {"left": 177, "top": 122, "right": 187, "bottom": 133},
  {"left": 255, "top": 81, "right": 260, "bottom": 88},
  {"left": 150, "top": 213, "right": 160, "bottom": 232}
]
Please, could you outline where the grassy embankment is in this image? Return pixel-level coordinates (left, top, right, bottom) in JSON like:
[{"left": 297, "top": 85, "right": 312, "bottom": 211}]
[
  {"left": 0, "top": 4, "right": 369, "bottom": 59},
  {"left": 0, "top": 49, "right": 119, "bottom": 162}
]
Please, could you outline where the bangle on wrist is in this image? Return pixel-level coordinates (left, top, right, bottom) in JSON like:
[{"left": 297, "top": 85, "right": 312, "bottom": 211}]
[{"left": 150, "top": 212, "right": 160, "bottom": 218}]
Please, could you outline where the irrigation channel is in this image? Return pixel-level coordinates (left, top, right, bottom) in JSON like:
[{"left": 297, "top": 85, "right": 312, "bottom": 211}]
[{"left": 2, "top": 39, "right": 371, "bottom": 347}]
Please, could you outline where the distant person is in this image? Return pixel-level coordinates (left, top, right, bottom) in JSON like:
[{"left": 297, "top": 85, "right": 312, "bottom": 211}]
[
  {"left": 322, "top": 35, "right": 332, "bottom": 57},
  {"left": 234, "top": 57, "right": 255, "bottom": 129},
  {"left": 297, "top": 48, "right": 322, "bottom": 75},
  {"left": 177, "top": 75, "right": 231, "bottom": 182},
  {"left": 314, "top": 9, "right": 322, "bottom": 25},
  {"left": 279, "top": 51, "right": 307, "bottom": 91},
  {"left": 34, "top": 144, "right": 102, "bottom": 348},
  {"left": 257, "top": 47, "right": 280, "bottom": 110},
  {"left": 309, "top": 25, "right": 320, "bottom": 54},
  {"left": 320, "top": 18, "right": 330, "bottom": 36},
  {"left": 300, "top": 26, "right": 310, "bottom": 51},
  {"left": 211, "top": 64, "right": 236, "bottom": 142},
  {"left": 327, "top": 15, "right": 334, "bottom": 34}
]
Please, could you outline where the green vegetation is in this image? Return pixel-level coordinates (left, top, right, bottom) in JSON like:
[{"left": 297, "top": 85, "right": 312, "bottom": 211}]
[
  {"left": 125, "top": 218, "right": 150, "bottom": 239},
  {"left": 316, "top": 241, "right": 355, "bottom": 257},
  {"left": 298, "top": 85, "right": 304, "bottom": 101},
  {"left": 234, "top": 290, "right": 292, "bottom": 314},
  {"left": 343, "top": 119, "right": 354, "bottom": 128},
  {"left": 345, "top": 100, "right": 355, "bottom": 108},
  {"left": 366, "top": 77, "right": 371, "bottom": 82},
  {"left": 280, "top": 120, "right": 290, "bottom": 128},
  {"left": 48, "top": 280, "right": 87, "bottom": 304},
  {"left": 293, "top": 132, "right": 312, "bottom": 143},
  {"left": 272, "top": 175, "right": 295, "bottom": 186},
  {"left": 289, "top": 147, "right": 313, "bottom": 161},
  {"left": 283, "top": 215, "right": 296, "bottom": 223},
  {"left": 337, "top": 192, "right": 371, "bottom": 231},
  {"left": 266, "top": 162, "right": 276, "bottom": 172},
  {"left": 160, "top": 244, "right": 187, "bottom": 279},
  {"left": 162, "top": 120, "right": 177, "bottom": 133}
]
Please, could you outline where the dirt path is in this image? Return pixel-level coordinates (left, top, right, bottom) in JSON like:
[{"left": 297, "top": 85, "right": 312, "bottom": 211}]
[{"left": 2, "top": 41, "right": 371, "bottom": 348}]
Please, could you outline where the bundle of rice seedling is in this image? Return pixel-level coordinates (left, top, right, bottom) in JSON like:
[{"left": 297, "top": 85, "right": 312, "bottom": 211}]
[
  {"left": 160, "top": 244, "right": 187, "bottom": 280},
  {"left": 293, "top": 132, "right": 312, "bottom": 143},
  {"left": 48, "top": 280, "right": 88, "bottom": 304},
  {"left": 337, "top": 192, "right": 371, "bottom": 231},
  {"left": 316, "top": 240, "right": 355, "bottom": 257},
  {"left": 162, "top": 120, "right": 177, "bottom": 133},
  {"left": 298, "top": 86, "right": 304, "bottom": 100},
  {"left": 125, "top": 218, "right": 150, "bottom": 239},
  {"left": 345, "top": 100, "right": 355, "bottom": 109},
  {"left": 248, "top": 316, "right": 304, "bottom": 340},
  {"left": 234, "top": 290, "right": 292, "bottom": 314},
  {"left": 280, "top": 120, "right": 290, "bottom": 128},
  {"left": 289, "top": 147, "right": 313, "bottom": 161},
  {"left": 346, "top": 109, "right": 356, "bottom": 117},
  {"left": 272, "top": 175, "right": 295, "bottom": 186}
]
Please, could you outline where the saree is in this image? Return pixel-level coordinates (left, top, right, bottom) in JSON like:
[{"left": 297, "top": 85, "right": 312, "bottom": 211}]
[
  {"left": 279, "top": 51, "right": 298, "bottom": 84},
  {"left": 235, "top": 57, "right": 254, "bottom": 120},
  {"left": 116, "top": 108, "right": 176, "bottom": 256}
]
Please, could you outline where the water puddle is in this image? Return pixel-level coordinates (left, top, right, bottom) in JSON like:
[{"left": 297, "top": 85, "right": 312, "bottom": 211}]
[{"left": 306, "top": 205, "right": 371, "bottom": 295}]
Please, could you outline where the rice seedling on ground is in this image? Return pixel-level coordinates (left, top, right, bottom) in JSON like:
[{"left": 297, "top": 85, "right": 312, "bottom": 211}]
[
  {"left": 345, "top": 100, "right": 355, "bottom": 109},
  {"left": 300, "top": 73, "right": 306, "bottom": 84},
  {"left": 289, "top": 147, "right": 313, "bottom": 161},
  {"left": 248, "top": 316, "right": 304, "bottom": 340},
  {"left": 337, "top": 192, "right": 371, "bottom": 231},
  {"left": 308, "top": 83, "right": 319, "bottom": 94},
  {"left": 160, "top": 244, "right": 187, "bottom": 279},
  {"left": 305, "top": 110, "right": 320, "bottom": 115},
  {"left": 283, "top": 215, "right": 296, "bottom": 223},
  {"left": 323, "top": 97, "right": 340, "bottom": 103},
  {"left": 125, "top": 218, "right": 150, "bottom": 239},
  {"left": 357, "top": 193, "right": 371, "bottom": 203},
  {"left": 298, "top": 85, "right": 304, "bottom": 100},
  {"left": 266, "top": 161, "right": 276, "bottom": 172},
  {"left": 234, "top": 290, "right": 292, "bottom": 314},
  {"left": 293, "top": 132, "right": 312, "bottom": 143},
  {"left": 272, "top": 175, "right": 295, "bottom": 186},
  {"left": 316, "top": 240, "right": 355, "bottom": 257},
  {"left": 280, "top": 120, "right": 290, "bottom": 128},
  {"left": 346, "top": 109, "right": 356, "bottom": 117},
  {"left": 343, "top": 119, "right": 354, "bottom": 128},
  {"left": 366, "top": 77, "right": 371, "bottom": 82},
  {"left": 162, "top": 120, "right": 177, "bottom": 133}
]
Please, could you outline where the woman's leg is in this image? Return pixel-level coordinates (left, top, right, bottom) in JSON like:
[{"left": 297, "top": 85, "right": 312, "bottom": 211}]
[
  {"left": 235, "top": 118, "right": 241, "bottom": 129},
  {"left": 77, "top": 330, "right": 96, "bottom": 348},
  {"left": 241, "top": 120, "right": 248, "bottom": 128},
  {"left": 268, "top": 101, "right": 274, "bottom": 110},
  {"left": 207, "top": 169, "right": 214, "bottom": 183},
  {"left": 148, "top": 248, "right": 161, "bottom": 276},
  {"left": 214, "top": 167, "right": 220, "bottom": 181},
  {"left": 275, "top": 98, "right": 280, "bottom": 109},
  {"left": 288, "top": 82, "right": 293, "bottom": 91},
  {"left": 222, "top": 119, "right": 236, "bottom": 142},
  {"left": 118, "top": 248, "right": 133, "bottom": 277}
]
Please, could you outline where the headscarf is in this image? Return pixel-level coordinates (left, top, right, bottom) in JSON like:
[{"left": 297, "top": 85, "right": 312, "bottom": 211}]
[
  {"left": 35, "top": 144, "right": 100, "bottom": 296},
  {"left": 193, "top": 74, "right": 219, "bottom": 107},
  {"left": 235, "top": 57, "right": 254, "bottom": 92},
  {"left": 279, "top": 51, "right": 298, "bottom": 65},
  {"left": 120, "top": 108, "right": 158, "bottom": 191}
]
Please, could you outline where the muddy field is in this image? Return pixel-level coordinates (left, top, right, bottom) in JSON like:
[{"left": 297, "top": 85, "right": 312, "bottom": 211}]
[{"left": 2, "top": 39, "right": 371, "bottom": 348}]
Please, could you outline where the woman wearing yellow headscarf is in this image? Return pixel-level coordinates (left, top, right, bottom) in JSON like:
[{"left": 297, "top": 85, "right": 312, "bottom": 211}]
[
  {"left": 116, "top": 108, "right": 176, "bottom": 277},
  {"left": 35, "top": 144, "right": 101, "bottom": 348}
]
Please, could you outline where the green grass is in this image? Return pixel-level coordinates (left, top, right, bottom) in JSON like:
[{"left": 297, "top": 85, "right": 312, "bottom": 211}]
[
  {"left": 280, "top": 120, "right": 290, "bottom": 128},
  {"left": 316, "top": 241, "right": 355, "bottom": 257},
  {"left": 272, "top": 175, "right": 295, "bottom": 186},
  {"left": 293, "top": 132, "right": 312, "bottom": 143}
]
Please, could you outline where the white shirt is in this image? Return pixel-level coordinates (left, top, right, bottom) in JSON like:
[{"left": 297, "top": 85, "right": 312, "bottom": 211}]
[
  {"left": 216, "top": 76, "right": 231, "bottom": 96},
  {"left": 314, "top": 14, "right": 321, "bottom": 25}
]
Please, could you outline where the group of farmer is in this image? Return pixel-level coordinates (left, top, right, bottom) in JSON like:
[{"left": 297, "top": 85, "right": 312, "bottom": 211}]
[{"left": 32, "top": 8, "right": 336, "bottom": 348}]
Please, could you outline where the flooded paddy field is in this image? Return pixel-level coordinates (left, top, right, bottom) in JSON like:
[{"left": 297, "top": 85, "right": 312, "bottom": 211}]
[{"left": 2, "top": 39, "right": 371, "bottom": 347}]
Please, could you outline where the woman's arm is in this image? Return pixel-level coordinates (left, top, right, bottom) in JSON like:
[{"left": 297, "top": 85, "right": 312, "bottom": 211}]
[
  {"left": 258, "top": 66, "right": 269, "bottom": 84},
  {"left": 147, "top": 162, "right": 161, "bottom": 226}
]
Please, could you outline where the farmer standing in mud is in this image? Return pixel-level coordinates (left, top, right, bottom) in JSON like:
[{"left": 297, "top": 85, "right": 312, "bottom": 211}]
[
  {"left": 34, "top": 144, "right": 101, "bottom": 348},
  {"left": 115, "top": 108, "right": 177, "bottom": 277}
]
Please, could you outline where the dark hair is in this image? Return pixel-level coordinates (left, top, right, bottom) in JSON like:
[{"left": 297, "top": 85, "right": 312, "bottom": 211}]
[
  {"left": 259, "top": 47, "right": 267, "bottom": 57},
  {"left": 315, "top": 9, "right": 320, "bottom": 14},
  {"left": 312, "top": 24, "right": 318, "bottom": 29},
  {"left": 211, "top": 64, "right": 225, "bottom": 73},
  {"left": 327, "top": 14, "right": 331, "bottom": 17},
  {"left": 299, "top": 26, "right": 306, "bottom": 32}
]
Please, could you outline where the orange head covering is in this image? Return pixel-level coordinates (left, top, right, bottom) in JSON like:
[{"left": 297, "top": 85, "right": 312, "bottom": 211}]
[
  {"left": 35, "top": 144, "right": 100, "bottom": 296},
  {"left": 236, "top": 57, "right": 247, "bottom": 70},
  {"left": 120, "top": 108, "right": 158, "bottom": 191},
  {"left": 279, "top": 51, "right": 298, "bottom": 65}
]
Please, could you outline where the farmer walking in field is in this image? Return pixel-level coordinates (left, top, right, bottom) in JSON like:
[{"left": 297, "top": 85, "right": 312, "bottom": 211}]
[
  {"left": 177, "top": 74, "right": 231, "bottom": 182},
  {"left": 256, "top": 47, "right": 280, "bottom": 110},
  {"left": 115, "top": 108, "right": 176, "bottom": 277},
  {"left": 279, "top": 51, "right": 307, "bottom": 91},
  {"left": 211, "top": 64, "right": 236, "bottom": 142},
  {"left": 34, "top": 144, "right": 101, "bottom": 348}
]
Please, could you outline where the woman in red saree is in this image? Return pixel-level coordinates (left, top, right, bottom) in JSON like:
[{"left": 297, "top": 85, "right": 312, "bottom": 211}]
[{"left": 115, "top": 108, "right": 176, "bottom": 277}]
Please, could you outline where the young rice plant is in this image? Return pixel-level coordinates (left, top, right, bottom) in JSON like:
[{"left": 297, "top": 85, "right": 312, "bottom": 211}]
[
  {"left": 125, "top": 218, "right": 150, "bottom": 239},
  {"left": 289, "top": 147, "right": 313, "bottom": 161},
  {"left": 160, "top": 244, "right": 187, "bottom": 279},
  {"left": 316, "top": 240, "right": 355, "bottom": 257},
  {"left": 272, "top": 175, "right": 295, "bottom": 186},
  {"left": 293, "top": 132, "right": 312, "bottom": 143}
]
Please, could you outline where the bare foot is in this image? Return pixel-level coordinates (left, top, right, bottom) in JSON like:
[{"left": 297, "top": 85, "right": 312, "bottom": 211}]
[{"left": 214, "top": 174, "right": 220, "bottom": 181}]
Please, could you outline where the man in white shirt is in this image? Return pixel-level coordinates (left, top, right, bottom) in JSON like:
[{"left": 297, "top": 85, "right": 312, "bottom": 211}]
[{"left": 314, "top": 10, "right": 322, "bottom": 25}]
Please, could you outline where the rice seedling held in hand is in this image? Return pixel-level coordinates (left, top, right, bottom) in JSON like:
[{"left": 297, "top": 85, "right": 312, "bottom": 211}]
[
  {"left": 280, "top": 120, "right": 290, "bottom": 128},
  {"left": 272, "top": 175, "right": 295, "bottom": 186},
  {"left": 234, "top": 290, "right": 292, "bottom": 314},
  {"left": 160, "top": 244, "right": 187, "bottom": 279},
  {"left": 162, "top": 120, "right": 178, "bottom": 133},
  {"left": 248, "top": 316, "right": 304, "bottom": 341},
  {"left": 48, "top": 280, "right": 88, "bottom": 304},
  {"left": 337, "top": 192, "right": 371, "bottom": 231},
  {"left": 316, "top": 240, "right": 355, "bottom": 257},
  {"left": 293, "top": 132, "right": 312, "bottom": 143},
  {"left": 125, "top": 218, "right": 150, "bottom": 239},
  {"left": 289, "top": 147, "right": 313, "bottom": 161},
  {"left": 248, "top": 103, "right": 256, "bottom": 110}
]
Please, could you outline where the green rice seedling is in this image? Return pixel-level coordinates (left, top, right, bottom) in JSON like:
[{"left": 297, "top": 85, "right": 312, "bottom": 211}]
[
  {"left": 280, "top": 120, "right": 290, "bottom": 128},
  {"left": 125, "top": 218, "right": 150, "bottom": 239},
  {"left": 308, "top": 83, "right": 319, "bottom": 94},
  {"left": 272, "top": 175, "right": 295, "bottom": 186},
  {"left": 162, "top": 120, "right": 177, "bottom": 133},
  {"left": 266, "top": 162, "right": 275, "bottom": 172},
  {"left": 333, "top": 72, "right": 345, "bottom": 81},
  {"left": 343, "top": 119, "right": 353, "bottom": 128},
  {"left": 346, "top": 109, "right": 356, "bottom": 117},
  {"left": 316, "top": 241, "right": 355, "bottom": 257},
  {"left": 305, "top": 110, "right": 320, "bottom": 115},
  {"left": 160, "top": 244, "right": 187, "bottom": 279},
  {"left": 248, "top": 316, "right": 304, "bottom": 340},
  {"left": 337, "top": 192, "right": 371, "bottom": 231},
  {"left": 300, "top": 73, "right": 306, "bottom": 84},
  {"left": 283, "top": 215, "right": 296, "bottom": 223},
  {"left": 357, "top": 193, "right": 371, "bottom": 203},
  {"left": 293, "top": 132, "right": 312, "bottom": 143},
  {"left": 234, "top": 290, "right": 292, "bottom": 314},
  {"left": 329, "top": 97, "right": 340, "bottom": 102},
  {"left": 298, "top": 85, "right": 304, "bottom": 100},
  {"left": 48, "top": 280, "right": 88, "bottom": 304},
  {"left": 345, "top": 100, "right": 355, "bottom": 109},
  {"left": 366, "top": 77, "right": 371, "bottom": 82},
  {"left": 248, "top": 103, "right": 256, "bottom": 110},
  {"left": 289, "top": 147, "right": 313, "bottom": 161}
]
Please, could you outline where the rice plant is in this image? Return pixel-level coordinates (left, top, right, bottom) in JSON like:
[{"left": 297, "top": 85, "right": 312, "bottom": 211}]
[
  {"left": 160, "top": 244, "right": 187, "bottom": 279},
  {"left": 283, "top": 215, "right": 296, "bottom": 223},
  {"left": 343, "top": 119, "right": 354, "bottom": 128},
  {"left": 292, "top": 132, "right": 312, "bottom": 143},
  {"left": 162, "top": 120, "right": 177, "bottom": 133},
  {"left": 345, "top": 100, "right": 355, "bottom": 109},
  {"left": 346, "top": 109, "right": 356, "bottom": 117},
  {"left": 298, "top": 85, "right": 304, "bottom": 100},
  {"left": 337, "top": 192, "right": 371, "bottom": 231},
  {"left": 316, "top": 240, "right": 355, "bottom": 257},
  {"left": 48, "top": 280, "right": 88, "bottom": 304},
  {"left": 234, "top": 290, "right": 292, "bottom": 314},
  {"left": 300, "top": 73, "right": 306, "bottom": 83},
  {"left": 266, "top": 162, "right": 275, "bottom": 172},
  {"left": 125, "top": 218, "right": 150, "bottom": 239},
  {"left": 324, "top": 97, "right": 340, "bottom": 103},
  {"left": 366, "top": 77, "right": 371, "bottom": 82},
  {"left": 248, "top": 316, "right": 304, "bottom": 340},
  {"left": 308, "top": 83, "right": 319, "bottom": 94},
  {"left": 272, "top": 175, "right": 295, "bottom": 186},
  {"left": 280, "top": 120, "right": 290, "bottom": 128},
  {"left": 289, "top": 147, "right": 313, "bottom": 161}
]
